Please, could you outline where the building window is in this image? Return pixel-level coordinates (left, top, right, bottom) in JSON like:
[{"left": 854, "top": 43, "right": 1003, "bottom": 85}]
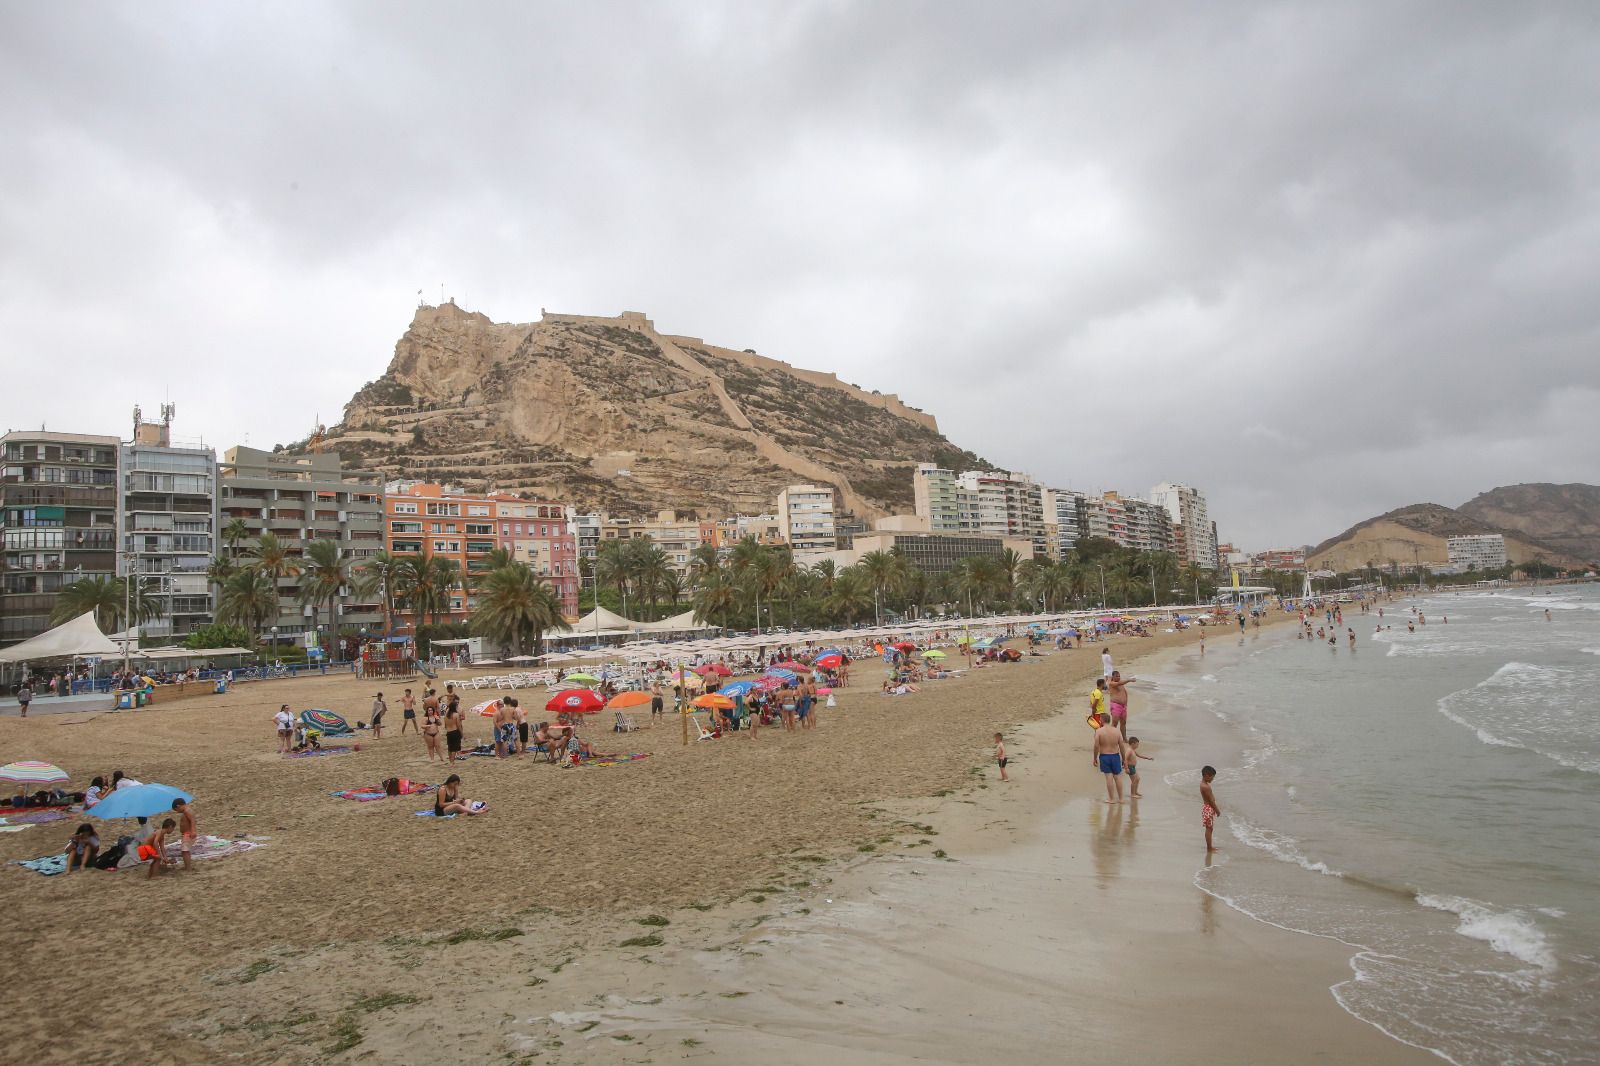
[
  {"left": 389, "top": 521, "right": 423, "bottom": 534},
  {"left": 425, "top": 502, "right": 461, "bottom": 517},
  {"left": 432, "top": 540, "right": 460, "bottom": 553},
  {"left": 393, "top": 502, "right": 419, "bottom": 515}
]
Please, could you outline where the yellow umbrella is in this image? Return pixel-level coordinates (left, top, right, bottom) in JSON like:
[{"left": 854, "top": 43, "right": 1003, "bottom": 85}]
[{"left": 692, "top": 693, "right": 734, "bottom": 710}]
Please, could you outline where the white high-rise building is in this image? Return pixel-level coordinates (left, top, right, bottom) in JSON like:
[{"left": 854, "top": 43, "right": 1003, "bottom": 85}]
[
  {"left": 777, "top": 484, "right": 839, "bottom": 554},
  {"left": 956, "top": 470, "right": 1046, "bottom": 557},
  {"left": 1446, "top": 534, "right": 1506, "bottom": 571},
  {"left": 1150, "top": 482, "right": 1218, "bottom": 569},
  {"left": 913, "top": 464, "right": 964, "bottom": 533},
  {"left": 1042, "top": 488, "right": 1087, "bottom": 558}
]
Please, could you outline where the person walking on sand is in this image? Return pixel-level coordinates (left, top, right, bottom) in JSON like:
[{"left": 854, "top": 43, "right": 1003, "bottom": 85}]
[
  {"left": 16, "top": 681, "right": 31, "bottom": 718},
  {"left": 1125, "top": 737, "right": 1152, "bottom": 797},
  {"left": 422, "top": 701, "right": 442, "bottom": 762},
  {"left": 994, "top": 732, "right": 1010, "bottom": 782},
  {"left": 371, "top": 693, "right": 387, "bottom": 740},
  {"left": 1094, "top": 715, "right": 1125, "bottom": 803},
  {"left": 650, "top": 682, "right": 664, "bottom": 723},
  {"left": 443, "top": 698, "right": 463, "bottom": 764},
  {"left": 1107, "top": 670, "right": 1136, "bottom": 738},
  {"left": 1200, "top": 766, "right": 1222, "bottom": 852},
  {"left": 1100, "top": 648, "right": 1114, "bottom": 679},
  {"left": 400, "top": 689, "right": 418, "bottom": 735},
  {"left": 274, "top": 704, "right": 294, "bottom": 753},
  {"left": 172, "top": 797, "right": 196, "bottom": 872}
]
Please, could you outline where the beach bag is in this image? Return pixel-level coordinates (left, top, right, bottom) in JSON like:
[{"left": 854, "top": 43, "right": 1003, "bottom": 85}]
[
  {"left": 382, "top": 777, "right": 400, "bottom": 796},
  {"left": 826, "top": 694, "right": 837, "bottom": 708}
]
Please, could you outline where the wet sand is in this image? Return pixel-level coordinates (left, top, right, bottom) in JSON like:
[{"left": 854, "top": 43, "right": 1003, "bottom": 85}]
[{"left": 0, "top": 617, "right": 1427, "bottom": 1064}]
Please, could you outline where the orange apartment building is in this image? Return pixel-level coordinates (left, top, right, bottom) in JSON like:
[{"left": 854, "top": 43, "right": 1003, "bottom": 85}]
[{"left": 384, "top": 482, "right": 578, "bottom": 627}]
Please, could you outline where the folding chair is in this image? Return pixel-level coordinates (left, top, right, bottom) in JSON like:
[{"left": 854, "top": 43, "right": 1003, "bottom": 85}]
[{"left": 694, "top": 715, "right": 718, "bottom": 742}]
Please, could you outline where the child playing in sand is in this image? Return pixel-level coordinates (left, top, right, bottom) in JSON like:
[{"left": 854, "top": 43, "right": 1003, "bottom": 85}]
[
  {"left": 143, "top": 818, "right": 177, "bottom": 878},
  {"left": 65, "top": 823, "right": 100, "bottom": 872},
  {"left": 994, "top": 733, "right": 1009, "bottom": 782},
  {"left": 1200, "top": 766, "right": 1222, "bottom": 852},
  {"left": 1125, "top": 737, "right": 1151, "bottom": 797}
]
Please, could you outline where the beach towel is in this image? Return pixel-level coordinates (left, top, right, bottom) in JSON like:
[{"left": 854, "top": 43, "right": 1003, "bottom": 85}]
[
  {"left": 0, "top": 805, "right": 70, "bottom": 818},
  {"left": 0, "top": 825, "right": 32, "bottom": 833},
  {"left": 579, "top": 753, "right": 651, "bottom": 768},
  {"left": 1, "top": 810, "right": 69, "bottom": 825},
  {"left": 157, "top": 835, "right": 265, "bottom": 862},
  {"left": 413, "top": 810, "right": 456, "bottom": 819},
  {"left": 284, "top": 746, "right": 356, "bottom": 759},
  {"left": 13, "top": 854, "right": 68, "bottom": 876}
]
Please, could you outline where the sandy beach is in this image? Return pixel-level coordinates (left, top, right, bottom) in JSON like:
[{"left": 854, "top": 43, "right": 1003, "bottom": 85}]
[{"left": 0, "top": 619, "right": 1431, "bottom": 1065}]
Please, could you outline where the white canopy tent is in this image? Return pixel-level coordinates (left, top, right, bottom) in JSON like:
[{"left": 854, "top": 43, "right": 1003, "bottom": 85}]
[{"left": 0, "top": 611, "right": 121, "bottom": 663}]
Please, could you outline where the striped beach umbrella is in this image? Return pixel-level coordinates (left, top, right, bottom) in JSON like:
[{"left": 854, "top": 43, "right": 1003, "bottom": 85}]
[{"left": 0, "top": 761, "right": 69, "bottom": 785}]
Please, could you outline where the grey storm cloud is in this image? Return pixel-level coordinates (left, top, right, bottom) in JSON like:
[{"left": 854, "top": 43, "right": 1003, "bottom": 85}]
[{"left": 3, "top": 1, "right": 1598, "bottom": 548}]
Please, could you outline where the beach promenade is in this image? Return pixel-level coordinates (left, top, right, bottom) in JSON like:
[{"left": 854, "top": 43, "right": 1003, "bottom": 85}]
[{"left": 0, "top": 615, "right": 1427, "bottom": 1064}]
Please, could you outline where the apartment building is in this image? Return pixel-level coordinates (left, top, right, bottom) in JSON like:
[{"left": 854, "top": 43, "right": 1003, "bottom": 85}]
[
  {"left": 569, "top": 512, "right": 602, "bottom": 565},
  {"left": 777, "top": 484, "right": 839, "bottom": 554},
  {"left": 1251, "top": 547, "right": 1307, "bottom": 572},
  {"left": 1042, "top": 488, "right": 1088, "bottom": 558},
  {"left": 913, "top": 464, "right": 966, "bottom": 533},
  {"left": 0, "top": 430, "right": 120, "bottom": 646},
  {"left": 955, "top": 471, "right": 1046, "bottom": 557},
  {"left": 384, "top": 482, "right": 494, "bottom": 625},
  {"left": 218, "top": 446, "right": 385, "bottom": 636},
  {"left": 119, "top": 414, "right": 218, "bottom": 643},
  {"left": 847, "top": 529, "right": 1035, "bottom": 575},
  {"left": 494, "top": 497, "right": 579, "bottom": 618},
  {"left": 1150, "top": 482, "right": 1219, "bottom": 569},
  {"left": 712, "top": 513, "right": 784, "bottom": 549},
  {"left": 1446, "top": 534, "right": 1507, "bottom": 571}
]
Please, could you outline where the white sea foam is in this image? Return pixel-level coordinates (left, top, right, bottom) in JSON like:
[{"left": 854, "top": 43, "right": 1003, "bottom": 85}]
[
  {"left": 1229, "top": 818, "right": 1343, "bottom": 877},
  {"left": 1201, "top": 674, "right": 1217, "bottom": 682},
  {"left": 1416, "top": 895, "right": 1556, "bottom": 971},
  {"left": 1583, "top": 648, "right": 1600, "bottom": 657}
]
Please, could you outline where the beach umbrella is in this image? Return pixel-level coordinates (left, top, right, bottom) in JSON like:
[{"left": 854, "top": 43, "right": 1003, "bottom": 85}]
[
  {"left": 893, "top": 642, "right": 917, "bottom": 652},
  {"left": 764, "top": 667, "right": 798, "bottom": 682},
  {"left": 719, "top": 680, "right": 758, "bottom": 698},
  {"left": 545, "top": 689, "right": 606, "bottom": 714},
  {"left": 88, "top": 783, "right": 193, "bottom": 821},
  {"left": 772, "top": 660, "right": 808, "bottom": 671},
  {"left": 473, "top": 698, "right": 503, "bottom": 718},
  {"left": 754, "top": 676, "right": 786, "bottom": 692},
  {"left": 692, "top": 693, "right": 734, "bottom": 710},
  {"left": 669, "top": 672, "right": 705, "bottom": 690},
  {"left": 921, "top": 649, "right": 947, "bottom": 659},
  {"left": 0, "top": 761, "right": 69, "bottom": 786},
  {"left": 605, "top": 691, "right": 652, "bottom": 710},
  {"left": 563, "top": 672, "right": 601, "bottom": 685},
  {"left": 813, "top": 653, "right": 843, "bottom": 669}
]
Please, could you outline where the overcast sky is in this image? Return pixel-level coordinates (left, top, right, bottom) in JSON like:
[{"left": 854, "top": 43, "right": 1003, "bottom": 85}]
[{"left": 4, "top": 2, "right": 1598, "bottom": 548}]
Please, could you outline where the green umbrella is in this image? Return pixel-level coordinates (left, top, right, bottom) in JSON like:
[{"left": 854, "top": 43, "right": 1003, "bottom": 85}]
[
  {"left": 563, "top": 672, "right": 601, "bottom": 685},
  {"left": 921, "top": 649, "right": 947, "bottom": 659}
]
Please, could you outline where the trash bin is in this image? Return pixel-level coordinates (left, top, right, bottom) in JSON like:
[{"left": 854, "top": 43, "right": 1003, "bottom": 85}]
[
  {"left": 214, "top": 679, "right": 228, "bottom": 695},
  {"left": 135, "top": 691, "right": 148, "bottom": 707},
  {"left": 117, "top": 692, "right": 133, "bottom": 709}
]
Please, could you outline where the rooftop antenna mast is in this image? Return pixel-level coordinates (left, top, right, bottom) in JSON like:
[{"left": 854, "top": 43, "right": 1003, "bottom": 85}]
[{"left": 131, "top": 405, "right": 142, "bottom": 439}]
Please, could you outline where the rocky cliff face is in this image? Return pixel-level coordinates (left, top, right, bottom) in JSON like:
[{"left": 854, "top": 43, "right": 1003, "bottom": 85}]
[
  {"left": 1307, "top": 501, "right": 1584, "bottom": 572},
  {"left": 317, "top": 304, "right": 988, "bottom": 518},
  {"left": 1458, "top": 484, "right": 1600, "bottom": 566}
]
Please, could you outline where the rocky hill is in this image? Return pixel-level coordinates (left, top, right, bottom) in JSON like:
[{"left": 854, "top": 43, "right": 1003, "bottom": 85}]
[
  {"left": 310, "top": 303, "right": 989, "bottom": 518},
  {"left": 1307, "top": 502, "right": 1583, "bottom": 573},
  {"left": 1458, "top": 483, "right": 1600, "bottom": 565}
]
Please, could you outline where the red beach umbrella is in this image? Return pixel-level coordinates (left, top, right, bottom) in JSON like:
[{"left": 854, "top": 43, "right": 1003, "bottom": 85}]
[
  {"left": 814, "top": 653, "right": 843, "bottom": 669},
  {"left": 892, "top": 642, "right": 916, "bottom": 652},
  {"left": 545, "top": 689, "right": 605, "bottom": 714}
]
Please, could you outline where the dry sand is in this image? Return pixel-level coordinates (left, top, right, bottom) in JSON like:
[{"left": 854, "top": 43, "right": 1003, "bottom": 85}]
[{"left": 0, "top": 619, "right": 1430, "bottom": 1064}]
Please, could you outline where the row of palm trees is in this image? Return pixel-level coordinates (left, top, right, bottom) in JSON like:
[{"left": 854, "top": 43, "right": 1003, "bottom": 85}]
[{"left": 681, "top": 537, "right": 1221, "bottom": 632}]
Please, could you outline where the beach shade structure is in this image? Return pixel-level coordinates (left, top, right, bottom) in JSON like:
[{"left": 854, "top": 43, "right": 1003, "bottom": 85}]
[
  {"left": 88, "top": 782, "right": 194, "bottom": 821},
  {"left": 718, "top": 680, "right": 758, "bottom": 699},
  {"left": 605, "top": 691, "right": 653, "bottom": 710},
  {"left": 0, "top": 761, "right": 69, "bottom": 787},
  {"left": 1047, "top": 628, "right": 1074, "bottom": 635},
  {"left": 692, "top": 693, "right": 735, "bottom": 711},
  {"left": 300, "top": 709, "right": 353, "bottom": 736},
  {"left": 473, "top": 699, "right": 503, "bottom": 718},
  {"left": 813, "top": 653, "right": 844, "bottom": 669},
  {"left": 546, "top": 689, "right": 606, "bottom": 714},
  {"left": 921, "top": 649, "right": 948, "bottom": 659},
  {"left": 562, "top": 672, "right": 601, "bottom": 686}
]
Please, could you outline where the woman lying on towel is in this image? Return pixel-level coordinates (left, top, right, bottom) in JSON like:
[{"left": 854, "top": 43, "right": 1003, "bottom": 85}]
[{"left": 434, "top": 775, "right": 486, "bottom": 816}]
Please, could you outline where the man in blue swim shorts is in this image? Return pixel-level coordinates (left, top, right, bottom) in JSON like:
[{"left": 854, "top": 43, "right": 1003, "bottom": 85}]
[{"left": 1093, "top": 714, "right": 1126, "bottom": 804}]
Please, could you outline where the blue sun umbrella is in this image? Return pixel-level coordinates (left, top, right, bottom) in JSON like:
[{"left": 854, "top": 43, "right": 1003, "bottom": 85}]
[
  {"left": 764, "top": 668, "right": 798, "bottom": 682},
  {"left": 719, "top": 680, "right": 758, "bottom": 698},
  {"left": 88, "top": 783, "right": 194, "bottom": 821}
]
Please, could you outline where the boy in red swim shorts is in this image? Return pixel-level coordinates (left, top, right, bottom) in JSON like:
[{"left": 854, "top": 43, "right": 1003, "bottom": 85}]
[{"left": 1200, "top": 766, "right": 1222, "bottom": 852}]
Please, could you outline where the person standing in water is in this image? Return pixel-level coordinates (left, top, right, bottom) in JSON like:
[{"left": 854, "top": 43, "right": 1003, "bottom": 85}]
[
  {"left": 1094, "top": 715, "right": 1126, "bottom": 804},
  {"left": 1200, "top": 766, "right": 1222, "bottom": 852}
]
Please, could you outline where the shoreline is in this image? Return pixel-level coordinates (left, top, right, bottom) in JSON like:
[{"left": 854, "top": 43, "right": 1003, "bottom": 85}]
[{"left": 0, "top": 613, "right": 1432, "bottom": 1063}]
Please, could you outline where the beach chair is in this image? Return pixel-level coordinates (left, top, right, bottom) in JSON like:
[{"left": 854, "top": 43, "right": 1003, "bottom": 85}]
[
  {"left": 694, "top": 715, "right": 718, "bottom": 742},
  {"left": 613, "top": 709, "right": 638, "bottom": 733}
]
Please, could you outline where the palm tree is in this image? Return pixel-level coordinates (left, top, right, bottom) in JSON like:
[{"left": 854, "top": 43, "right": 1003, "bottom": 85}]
[
  {"left": 691, "top": 563, "right": 738, "bottom": 631},
  {"left": 825, "top": 568, "right": 874, "bottom": 623},
  {"left": 595, "top": 539, "right": 636, "bottom": 616},
  {"left": 688, "top": 543, "right": 720, "bottom": 582},
  {"left": 217, "top": 568, "right": 278, "bottom": 641},
  {"left": 222, "top": 518, "right": 252, "bottom": 559},
  {"left": 206, "top": 555, "right": 237, "bottom": 593},
  {"left": 810, "top": 558, "right": 838, "bottom": 597},
  {"left": 998, "top": 547, "right": 1025, "bottom": 604},
  {"left": 950, "top": 555, "right": 1002, "bottom": 617},
  {"left": 395, "top": 552, "right": 460, "bottom": 628},
  {"left": 51, "top": 576, "right": 164, "bottom": 633},
  {"left": 635, "top": 544, "right": 674, "bottom": 620},
  {"left": 245, "top": 531, "right": 300, "bottom": 622},
  {"left": 471, "top": 562, "right": 571, "bottom": 656},
  {"left": 298, "top": 539, "right": 349, "bottom": 651},
  {"left": 859, "top": 550, "right": 904, "bottom": 624},
  {"left": 355, "top": 550, "right": 406, "bottom": 638},
  {"left": 482, "top": 546, "right": 516, "bottom": 573}
]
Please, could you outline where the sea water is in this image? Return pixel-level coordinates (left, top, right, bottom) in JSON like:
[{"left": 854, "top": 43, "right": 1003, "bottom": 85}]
[{"left": 1148, "top": 585, "right": 1600, "bottom": 1065}]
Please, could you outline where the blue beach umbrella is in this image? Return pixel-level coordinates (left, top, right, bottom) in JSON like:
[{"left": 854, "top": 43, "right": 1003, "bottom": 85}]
[
  {"left": 764, "top": 668, "right": 798, "bottom": 682},
  {"left": 88, "top": 783, "right": 194, "bottom": 821},
  {"left": 720, "top": 680, "right": 758, "bottom": 698}
]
